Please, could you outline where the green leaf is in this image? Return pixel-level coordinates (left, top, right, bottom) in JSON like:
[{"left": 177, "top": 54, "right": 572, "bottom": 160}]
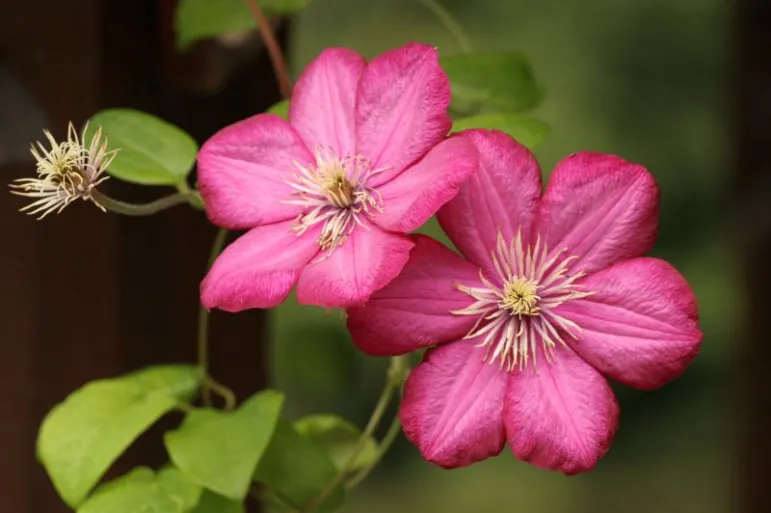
[
  {"left": 190, "top": 491, "right": 245, "bottom": 513},
  {"left": 440, "top": 53, "right": 543, "bottom": 115},
  {"left": 176, "top": 0, "right": 316, "bottom": 50},
  {"left": 37, "top": 365, "right": 202, "bottom": 508},
  {"left": 267, "top": 99, "right": 290, "bottom": 120},
  {"left": 294, "top": 414, "right": 378, "bottom": 472},
  {"left": 77, "top": 466, "right": 202, "bottom": 513},
  {"left": 254, "top": 420, "right": 344, "bottom": 512},
  {"left": 451, "top": 114, "right": 551, "bottom": 149},
  {"left": 165, "top": 390, "right": 284, "bottom": 500},
  {"left": 86, "top": 109, "right": 198, "bottom": 186},
  {"left": 157, "top": 467, "right": 204, "bottom": 510}
]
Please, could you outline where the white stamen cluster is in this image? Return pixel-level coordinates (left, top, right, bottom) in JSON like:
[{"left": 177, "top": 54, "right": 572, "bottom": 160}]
[
  {"left": 9, "top": 123, "right": 117, "bottom": 219},
  {"left": 452, "top": 231, "right": 594, "bottom": 371},
  {"left": 285, "top": 146, "right": 386, "bottom": 260}
]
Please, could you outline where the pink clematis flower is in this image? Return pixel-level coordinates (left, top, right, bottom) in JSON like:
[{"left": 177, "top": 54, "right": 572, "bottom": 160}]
[
  {"left": 347, "top": 130, "right": 703, "bottom": 474},
  {"left": 197, "top": 43, "right": 478, "bottom": 310}
]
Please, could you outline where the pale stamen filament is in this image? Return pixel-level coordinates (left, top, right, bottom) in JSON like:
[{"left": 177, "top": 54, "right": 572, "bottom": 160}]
[
  {"left": 284, "top": 145, "right": 387, "bottom": 261},
  {"left": 10, "top": 122, "right": 116, "bottom": 219},
  {"left": 451, "top": 229, "right": 595, "bottom": 372}
]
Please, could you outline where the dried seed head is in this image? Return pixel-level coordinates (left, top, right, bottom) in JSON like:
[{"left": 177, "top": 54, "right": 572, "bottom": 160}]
[{"left": 9, "top": 122, "right": 118, "bottom": 219}]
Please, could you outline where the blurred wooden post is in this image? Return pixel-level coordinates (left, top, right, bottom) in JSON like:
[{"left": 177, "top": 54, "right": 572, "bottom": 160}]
[
  {"left": 735, "top": 1, "right": 771, "bottom": 512},
  {"left": 0, "top": 1, "right": 284, "bottom": 511}
]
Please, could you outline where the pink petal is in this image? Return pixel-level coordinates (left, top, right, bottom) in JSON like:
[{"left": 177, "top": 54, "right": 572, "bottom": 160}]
[
  {"left": 200, "top": 221, "right": 319, "bottom": 312},
  {"left": 295, "top": 221, "right": 414, "bottom": 308},
  {"left": 400, "top": 340, "right": 507, "bottom": 468},
  {"left": 198, "top": 114, "right": 313, "bottom": 230},
  {"left": 505, "top": 345, "right": 619, "bottom": 474},
  {"left": 558, "top": 257, "right": 702, "bottom": 390},
  {"left": 355, "top": 43, "right": 452, "bottom": 186},
  {"left": 536, "top": 152, "right": 659, "bottom": 275},
  {"left": 289, "top": 48, "right": 366, "bottom": 158},
  {"left": 438, "top": 129, "right": 542, "bottom": 275},
  {"left": 374, "top": 136, "right": 478, "bottom": 233},
  {"left": 346, "top": 235, "right": 482, "bottom": 356}
]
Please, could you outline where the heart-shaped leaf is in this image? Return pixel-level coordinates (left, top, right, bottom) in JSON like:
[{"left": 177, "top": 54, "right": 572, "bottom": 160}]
[
  {"left": 253, "top": 420, "right": 344, "bottom": 512},
  {"left": 294, "top": 414, "right": 378, "bottom": 472},
  {"left": 37, "top": 365, "right": 201, "bottom": 507},
  {"left": 77, "top": 466, "right": 202, "bottom": 513},
  {"left": 190, "top": 490, "right": 245, "bottom": 513},
  {"left": 451, "top": 114, "right": 551, "bottom": 149},
  {"left": 85, "top": 109, "right": 198, "bottom": 186},
  {"left": 441, "top": 53, "right": 543, "bottom": 115},
  {"left": 176, "top": 0, "right": 317, "bottom": 50},
  {"left": 165, "top": 390, "right": 284, "bottom": 500}
]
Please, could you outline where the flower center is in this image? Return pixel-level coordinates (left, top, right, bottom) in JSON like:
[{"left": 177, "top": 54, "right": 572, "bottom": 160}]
[
  {"left": 285, "top": 146, "right": 386, "bottom": 260},
  {"left": 320, "top": 167, "right": 355, "bottom": 209},
  {"left": 501, "top": 278, "right": 540, "bottom": 315},
  {"left": 451, "top": 230, "right": 594, "bottom": 371}
]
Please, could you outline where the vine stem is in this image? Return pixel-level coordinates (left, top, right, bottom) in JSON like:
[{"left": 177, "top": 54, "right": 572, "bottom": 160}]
[
  {"left": 303, "top": 356, "right": 409, "bottom": 512},
  {"left": 245, "top": 0, "right": 293, "bottom": 98},
  {"left": 345, "top": 406, "right": 402, "bottom": 489},
  {"left": 198, "top": 228, "right": 237, "bottom": 409},
  {"left": 92, "top": 189, "right": 202, "bottom": 216},
  {"left": 416, "top": 0, "right": 473, "bottom": 54}
]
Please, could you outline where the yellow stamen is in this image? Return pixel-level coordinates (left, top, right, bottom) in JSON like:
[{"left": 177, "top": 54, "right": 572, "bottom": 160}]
[
  {"left": 501, "top": 278, "right": 541, "bottom": 315},
  {"left": 451, "top": 229, "right": 595, "bottom": 372},
  {"left": 320, "top": 169, "right": 355, "bottom": 209},
  {"left": 283, "top": 145, "right": 387, "bottom": 260}
]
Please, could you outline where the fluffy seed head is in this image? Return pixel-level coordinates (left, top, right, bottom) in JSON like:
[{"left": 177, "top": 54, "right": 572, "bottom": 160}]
[{"left": 9, "top": 122, "right": 117, "bottom": 219}]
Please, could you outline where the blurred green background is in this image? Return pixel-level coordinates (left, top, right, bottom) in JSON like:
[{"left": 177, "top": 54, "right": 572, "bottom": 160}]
[{"left": 272, "top": 0, "right": 734, "bottom": 511}]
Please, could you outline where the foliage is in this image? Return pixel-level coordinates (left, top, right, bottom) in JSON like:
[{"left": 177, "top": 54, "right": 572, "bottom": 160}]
[
  {"left": 441, "top": 53, "right": 543, "bottom": 115},
  {"left": 77, "top": 467, "right": 202, "bottom": 513},
  {"left": 294, "top": 414, "right": 379, "bottom": 472},
  {"left": 165, "top": 391, "right": 284, "bottom": 500},
  {"left": 176, "top": 0, "right": 317, "bottom": 50},
  {"left": 254, "top": 421, "right": 345, "bottom": 511},
  {"left": 37, "top": 366, "right": 201, "bottom": 507},
  {"left": 451, "top": 114, "right": 550, "bottom": 149},
  {"left": 86, "top": 109, "right": 198, "bottom": 187}
]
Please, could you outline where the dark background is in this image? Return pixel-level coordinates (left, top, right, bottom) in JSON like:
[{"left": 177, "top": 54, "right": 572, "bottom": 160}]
[{"left": 0, "top": 0, "right": 764, "bottom": 512}]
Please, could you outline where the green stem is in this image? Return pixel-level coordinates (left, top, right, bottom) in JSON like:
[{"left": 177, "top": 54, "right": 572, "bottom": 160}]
[
  {"left": 345, "top": 409, "right": 402, "bottom": 489},
  {"left": 253, "top": 487, "right": 297, "bottom": 511},
  {"left": 92, "top": 189, "right": 202, "bottom": 216},
  {"left": 303, "top": 356, "right": 409, "bottom": 512},
  {"left": 174, "top": 402, "right": 196, "bottom": 414},
  {"left": 416, "top": 0, "right": 473, "bottom": 54},
  {"left": 198, "top": 228, "right": 237, "bottom": 409}
]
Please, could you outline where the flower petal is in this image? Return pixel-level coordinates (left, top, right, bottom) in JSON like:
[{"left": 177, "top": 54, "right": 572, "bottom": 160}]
[
  {"left": 558, "top": 257, "right": 702, "bottom": 390},
  {"left": 505, "top": 346, "right": 619, "bottom": 474},
  {"left": 201, "top": 221, "right": 320, "bottom": 312},
  {"left": 198, "top": 114, "right": 313, "bottom": 229},
  {"left": 355, "top": 43, "right": 452, "bottom": 185},
  {"left": 536, "top": 152, "right": 659, "bottom": 275},
  {"left": 373, "top": 136, "right": 478, "bottom": 233},
  {"left": 295, "top": 221, "right": 414, "bottom": 308},
  {"left": 289, "top": 48, "right": 366, "bottom": 157},
  {"left": 401, "top": 340, "right": 507, "bottom": 469},
  {"left": 346, "top": 235, "right": 481, "bottom": 356},
  {"left": 438, "top": 129, "right": 542, "bottom": 275}
]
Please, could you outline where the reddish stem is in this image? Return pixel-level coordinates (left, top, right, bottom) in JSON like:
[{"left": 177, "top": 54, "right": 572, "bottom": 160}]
[{"left": 245, "top": 0, "right": 293, "bottom": 99}]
